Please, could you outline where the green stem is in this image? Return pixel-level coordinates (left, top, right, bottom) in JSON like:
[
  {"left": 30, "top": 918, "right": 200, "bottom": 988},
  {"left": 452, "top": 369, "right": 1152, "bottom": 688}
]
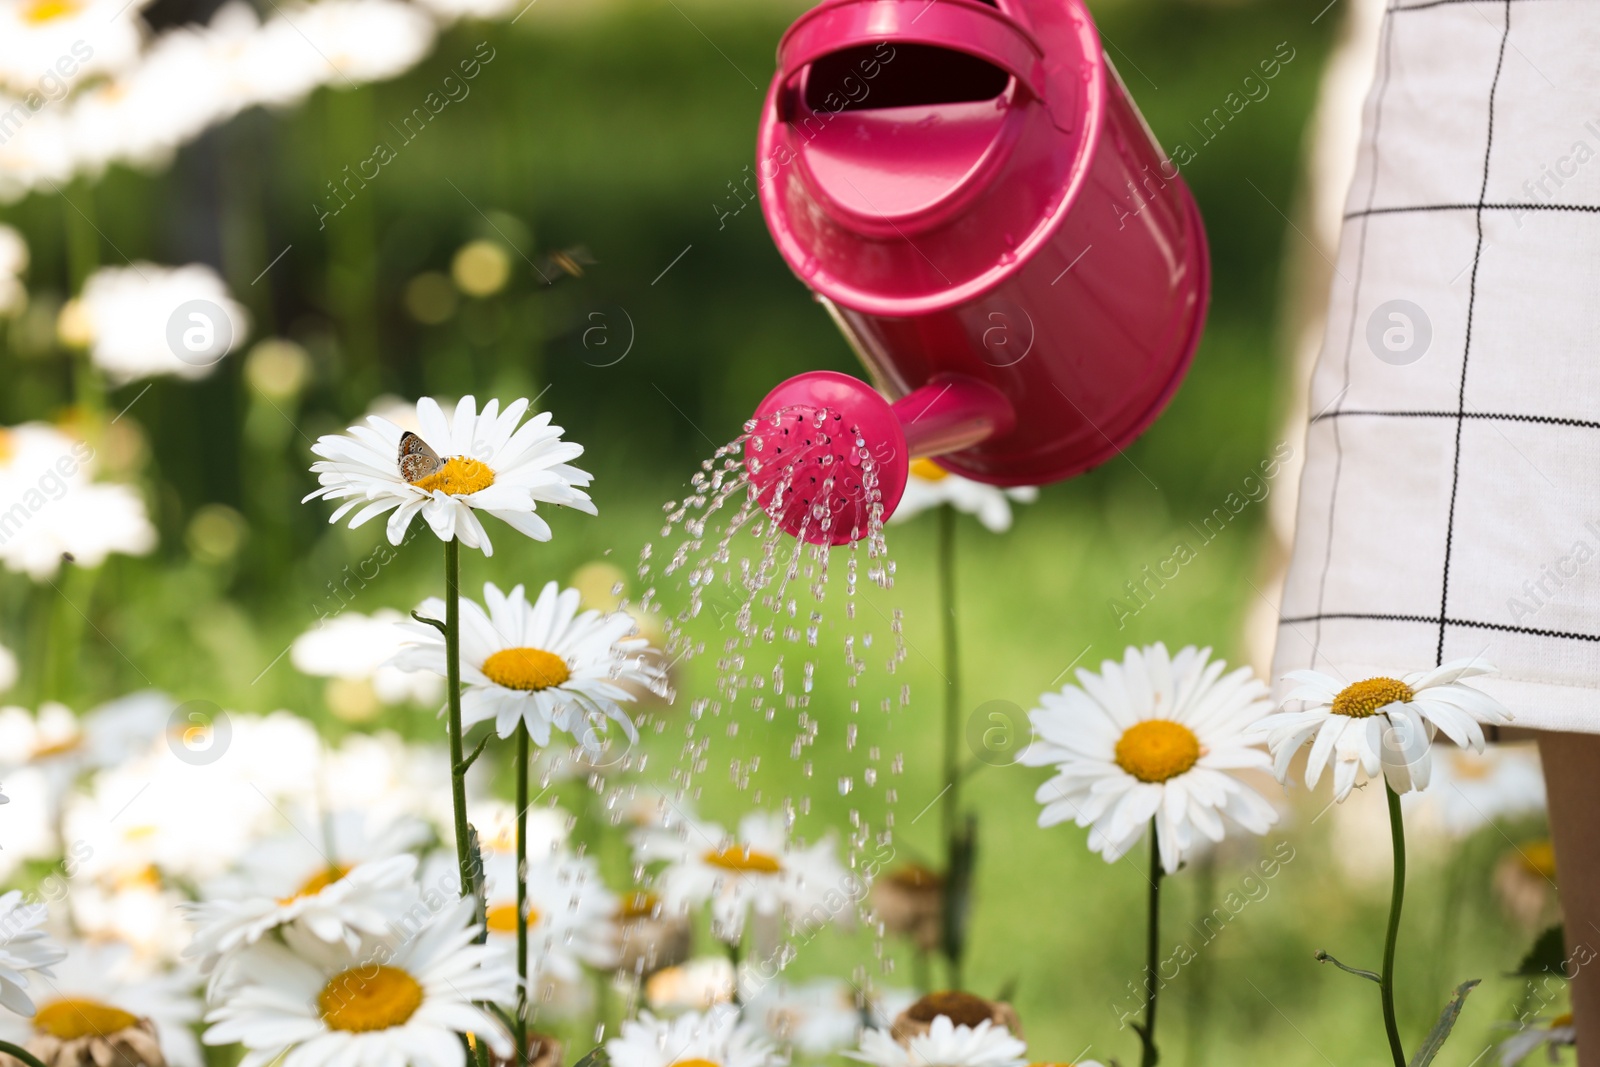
[
  {"left": 0, "top": 1040, "right": 51, "bottom": 1067},
  {"left": 515, "top": 719, "right": 529, "bottom": 1067},
  {"left": 1381, "top": 784, "right": 1408, "bottom": 1067},
  {"left": 1140, "top": 823, "right": 1163, "bottom": 1067},
  {"left": 937, "top": 504, "right": 963, "bottom": 991},
  {"left": 444, "top": 538, "right": 473, "bottom": 899}
]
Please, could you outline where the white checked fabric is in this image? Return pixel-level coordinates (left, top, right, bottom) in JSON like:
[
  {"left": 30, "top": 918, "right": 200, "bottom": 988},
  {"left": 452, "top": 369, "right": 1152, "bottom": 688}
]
[{"left": 1274, "top": 0, "right": 1600, "bottom": 732}]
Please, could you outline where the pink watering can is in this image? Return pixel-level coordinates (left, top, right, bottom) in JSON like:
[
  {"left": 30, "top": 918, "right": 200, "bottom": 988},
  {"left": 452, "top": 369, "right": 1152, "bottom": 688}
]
[{"left": 744, "top": 0, "right": 1209, "bottom": 545}]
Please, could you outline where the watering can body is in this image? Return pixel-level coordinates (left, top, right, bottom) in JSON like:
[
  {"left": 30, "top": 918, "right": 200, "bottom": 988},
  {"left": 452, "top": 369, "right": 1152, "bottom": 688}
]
[{"left": 754, "top": 0, "right": 1208, "bottom": 489}]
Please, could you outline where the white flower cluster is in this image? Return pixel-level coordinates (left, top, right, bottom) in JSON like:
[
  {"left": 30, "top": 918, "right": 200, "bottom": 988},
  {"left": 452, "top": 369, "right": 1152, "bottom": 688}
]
[{"left": 0, "top": 0, "right": 524, "bottom": 203}]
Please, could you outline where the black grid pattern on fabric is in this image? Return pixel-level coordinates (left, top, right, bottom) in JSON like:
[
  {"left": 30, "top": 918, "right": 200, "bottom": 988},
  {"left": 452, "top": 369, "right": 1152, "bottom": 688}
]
[
  {"left": 1281, "top": 612, "right": 1600, "bottom": 644},
  {"left": 1302, "top": 3, "right": 1399, "bottom": 666},
  {"left": 1311, "top": 411, "right": 1600, "bottom": 430},
  {"left": 1344, "top": 202, "right": 1600, "bottom": 219},
  {"left": 1436, "top": 0, "right": 1513, "bottom": 664}
]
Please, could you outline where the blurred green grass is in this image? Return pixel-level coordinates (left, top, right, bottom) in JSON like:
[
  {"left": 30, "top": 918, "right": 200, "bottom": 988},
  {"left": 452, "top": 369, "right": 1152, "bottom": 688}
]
[{"left": 0, "top": 0, "right": 1561, "bottom": 1062}]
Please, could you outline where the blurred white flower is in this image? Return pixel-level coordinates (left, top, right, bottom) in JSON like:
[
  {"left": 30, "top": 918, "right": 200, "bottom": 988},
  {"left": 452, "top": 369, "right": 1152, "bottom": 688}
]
[
  {"left": 891, "top": 458, "right": 1037, "bottom": 533},
  {"left": 292, "top": 609, "right": 444, "bottom": 711},
  {"left": 608, "top": 1006, "right": 779, "bottom": 1067},
  {"left": 634, "top": 811, "right": 852, "bottom": 943},
  {"left": 741, "top": 977, "right": 863, "bottom": 1056},
  {"left": 0, "top": 0, "right": 146, "bottom": 94},
  {"left": 469, "top": 797, "right": 569, "bottom": 859},
  {"left": 642, "top": 957, "right": 735, "bottom": 1012},
  {"left": 413, "top": 0, "right": 521, "bottom": 23},
  {"left": 0, "top": 98, "right": 72, "bottom": 202},
  {"left": 70, "top": 262, "right": 249, "bottom": 383},
  {"left": 290, "top": 0, "right": 435, "bottom": 85},
  {"left": 848, "top": 1017, "right": 1027, "bottom": 1067},
  {"left": 1498, "top": 1013, "right": 1575, "bottom": 1066},
  {"left": 1259, "top": 660, "right": 1514, "bottom": 802},
  {"left": 1402, "top": 743, "right": 1546, "bottom": 840},
  {"left": 0, "top": 420, "right": 156, "bottom": 579},
  {"left": 0, "top": 479, "right": 156, "bottom": 578},
  {"left": 63, "top": 710, "right": 324, "bottom": 886},
  {"left": 1019, "top": 643, "right": 1278, "bottom": 874},
  {"left": 0, "top": 642, "right": 16, "bottom": 695},
  {"left": 318, "top": 732, "right": 455, "bottom": 833},
  {"left": 0, "top": 693, "right": 168, "bottom": 806},
  {"left": 0, "top": 225, "right": 26, "bottom": 316},
  {"left": 69, "top": 871, "right": 193, "bottom": 966},
  {"left": 0, "top": 939, "right": 201, "bottom": 1065},
  {"left": 201, "top": 897, "right": 515, "bottom": 1067},
  {"left": 478, "top": 849, "right": 619, "bottom": 986},
  {"left": 0, "top": 888, "right": 67, "bottom": 1015},
  {"left": 396, "top": 580, "right": 660, "bottom": 751}
]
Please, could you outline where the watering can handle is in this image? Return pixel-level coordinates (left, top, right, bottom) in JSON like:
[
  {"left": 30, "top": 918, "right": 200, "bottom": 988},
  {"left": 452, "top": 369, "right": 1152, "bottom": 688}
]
[{"left": 777, "top": 0, "right": 1049, "bottom": 103}]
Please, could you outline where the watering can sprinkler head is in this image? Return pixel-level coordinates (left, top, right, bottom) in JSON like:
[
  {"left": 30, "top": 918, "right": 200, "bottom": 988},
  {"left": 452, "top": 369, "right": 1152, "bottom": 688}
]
[{"left": 743, "top": 370, "right": 1015, "bottom": 547}]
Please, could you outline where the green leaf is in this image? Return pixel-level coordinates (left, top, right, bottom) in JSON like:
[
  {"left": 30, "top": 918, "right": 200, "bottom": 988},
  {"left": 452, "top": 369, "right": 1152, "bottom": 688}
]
[
  {"left": 1407, "top": 979, "right": 1480, "bottom": 1067},
  {"left": 572, "top": 1046, "right": 611, "bottom": 1067},
  {"left": 1512, "top": 924, "right": 1567, "bottom": 978}
]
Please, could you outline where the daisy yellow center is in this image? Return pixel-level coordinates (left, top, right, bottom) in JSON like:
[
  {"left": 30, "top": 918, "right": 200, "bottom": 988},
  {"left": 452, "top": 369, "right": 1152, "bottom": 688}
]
[
  {"left": 485, "top": 902, "right": 541, "bottom": 932},
  {"left": 23, "top": 0, "right": 81, "bottom": 23},
  {"left": 34, "top": 733, "right": 83, "bottom": 758},
  {"left": 279, "top": 865, "right": 350, "bottom": 904},
  {"left": 702, "top": 845, "right": 783, "bottom": 874},
  {"left": 1331, "top": 677, "right": 1413, "bottom": 718},
  {"left": 909, "top": 457, "right": 950, "bottom": 482},
  {"left": 34, "top": 998, "right": 140, "bottom": 1040},
  {"left": 482, "top": 647, "right": 570, "bottom": 691},
  {"left": 0, "top": 430, "right": 12, "bottom": 463},
  {"left": 669, "top": 1060, "right": 722, "bottom": 1067},
  {"left": 410, "top": 456, "right": 495, "bottom": 496},
  {"left": 318, "top": 965, "right": 424, "bottom": 1032},
  {"left": 1519, "top": 840, "right": 1557, "bottom": 880},
  {"left": 1114, "top": 720, "right": 1201, "bottom": 783},
  {"left": 1553, "top": 1012, "right": 1574, "bottom": 1027},
  {"left": 618, "top": 891, "right": 659, "bottom": 920}
]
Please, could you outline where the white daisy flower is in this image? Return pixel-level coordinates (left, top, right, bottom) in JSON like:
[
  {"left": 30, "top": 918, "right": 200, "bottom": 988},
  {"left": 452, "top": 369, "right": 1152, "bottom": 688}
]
[
  {"left": 412, "top": 0, "right": 522, "bottom": 24},
  {"left": 0, "top": 889, "right": 67, "bottom": 1015},
  {"left": 68, "top": 263, "right": 250, "bottom": 384},
  {"left": 633, "top": 811, "right": 852, "bottom": 943},
  {"left": 0, "top": 0, "right": 146, "bottom": 94},
  {"left": 0, "top": 421, "right": 156, "bottom": 579},
  {"left": 201, "top": 896, "right": 515, "bottom": 1067},
  {"left": 890, "top": 458, "right": 1037, "bottom": 533},
  {"left": 286, "top": 0, "right": 436, "bottom": 87},
  {"left": 0, "top": 224, "right": 26, "bottom": 316},
  {"left": 180, "top": 851, "right": 425, "bottom": 985},
  {"left": 469, "top": 798, "right": 569, "bottom": 859},
  {"left": 740, "top": 977, "right": 863, "bottom": 1056},
  {"left": 476, "top": 848, "right": 619, "bottom": 985},
  {"left": 0, "top": 940, "right": 201, "bottom": 1066},
  {"left": 395, "top": 580, "right": 662, "bottom": 751},
  {"left": 0, "top": 694, "right": 168, "bottom": 809},
  {"left": 606, "top": 1006, "right": 782, "bottom": 1067},
  {"left": 292, "top": 609, "right": 445, "bottom": 713},
  {"left": 68, "top": 872, "right": 193, "bottom": 967},
  {"left": 1018, "top": 643, "right": 1279, "bottom": 874},
  {"left": 1258, "top": 659, "right": 1514, "bottom": 802},
  {"left": 847, "top": 1016, "right": 1025, "bottom": 1067},
  {"left": 643, "top": 956, "right": 735, "bottom": 1013},
  {"left": 1498, "top": 1012, "right": 1575, "bottom": 1066},
  {"left": 1403, "top": 743, "right": 1546, "bottom": 840},
  {"left": 304, "top": 396, "right": 594, "bottom": 555}
]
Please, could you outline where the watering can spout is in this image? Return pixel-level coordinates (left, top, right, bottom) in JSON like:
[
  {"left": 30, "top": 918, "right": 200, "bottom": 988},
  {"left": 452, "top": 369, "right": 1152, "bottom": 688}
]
[{"left": 743, "top": 370, "right": 1014, "bottom": 546}]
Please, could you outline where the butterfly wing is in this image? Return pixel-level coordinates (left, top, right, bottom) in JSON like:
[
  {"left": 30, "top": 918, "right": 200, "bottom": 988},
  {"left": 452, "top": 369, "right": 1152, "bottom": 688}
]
[{"left": 398, "top": 431, "right": 444, "bottom": 484}]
